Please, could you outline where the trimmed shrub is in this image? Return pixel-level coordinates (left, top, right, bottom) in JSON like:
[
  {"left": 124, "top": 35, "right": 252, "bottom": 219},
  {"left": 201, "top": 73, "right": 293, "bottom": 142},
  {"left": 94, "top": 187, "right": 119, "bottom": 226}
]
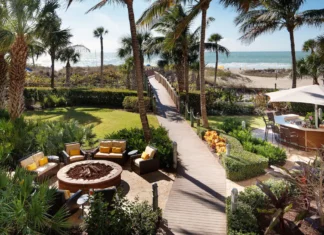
[
  {"left": 24, "top": 87, "right": 147, "bottom": 108},
  {"left": 290, "top": 102, "right": 318, "bottom": 115},
  {"left": 217, "top": 118, "right": 248, "bottom": 134},
  {"left": 41, "top": 95, "right": 67, "bottom": 108},
  {"left": 122, "top": 96, "right": 151, "bottom": 112},
  {"left": 105, "top": 127, "right": 173, "bottom": 168},
  {"left": 221, "top": 134, "right": 268, "bottom": 181}
]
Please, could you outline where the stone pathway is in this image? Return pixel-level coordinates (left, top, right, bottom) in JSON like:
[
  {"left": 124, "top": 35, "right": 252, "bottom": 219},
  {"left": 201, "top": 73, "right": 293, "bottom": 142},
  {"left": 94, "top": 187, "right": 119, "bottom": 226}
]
[{"left": 149, "top": 76, "right": 227, "bottom": 235}]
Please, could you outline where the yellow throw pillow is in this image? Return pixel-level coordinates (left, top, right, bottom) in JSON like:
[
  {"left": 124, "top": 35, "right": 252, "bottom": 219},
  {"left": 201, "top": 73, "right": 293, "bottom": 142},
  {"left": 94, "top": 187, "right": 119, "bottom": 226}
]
[
  {"left": 100, "top": 146, "right": 111, "bottom": 153},
  {"left": 27, "top": 162, "right": 37, "bottom": 171},
  {"left": 39, "top": 157, "right": 48, "bottom": 166},
  {"left": 64, "top": 190, "right": 71, "bottom": 200},
  {"left": 112, "top": 147, "right": 122, "bottom": 153},
  {"left": 141, "top": 152, "right": 150, "bottom": 160},
  {"left": 70, "top": 149, "right": 80, "bottom": 156}
]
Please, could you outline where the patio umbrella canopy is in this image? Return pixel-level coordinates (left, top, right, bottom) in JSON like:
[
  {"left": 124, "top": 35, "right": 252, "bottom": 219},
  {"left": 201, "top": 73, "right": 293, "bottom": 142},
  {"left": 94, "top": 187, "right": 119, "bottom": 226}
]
[
  {"left": 266, "top": 85, "right": 324, "bottom": 128},
  {"left": 265, "top": 85, "right": 324, "bottom": 105}
]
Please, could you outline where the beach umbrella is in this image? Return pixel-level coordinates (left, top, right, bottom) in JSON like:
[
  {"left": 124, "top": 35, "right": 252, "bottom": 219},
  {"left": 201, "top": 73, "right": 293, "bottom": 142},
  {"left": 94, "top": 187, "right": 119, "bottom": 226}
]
[{"left": 266, "top": 85, "right": 324, "bottom": 128}]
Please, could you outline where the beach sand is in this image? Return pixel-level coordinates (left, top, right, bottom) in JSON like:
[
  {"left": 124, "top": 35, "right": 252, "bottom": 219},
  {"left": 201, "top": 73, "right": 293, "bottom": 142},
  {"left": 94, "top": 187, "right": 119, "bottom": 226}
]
[{"left": 206, "top": 68, "right": 318, "bottom": 89}]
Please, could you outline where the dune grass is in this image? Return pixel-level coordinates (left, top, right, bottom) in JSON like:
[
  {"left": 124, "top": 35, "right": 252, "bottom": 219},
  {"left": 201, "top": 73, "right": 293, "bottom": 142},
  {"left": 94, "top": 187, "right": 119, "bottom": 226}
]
[{"left": 24, "top": 107, "right": 159, "bottom": 139}]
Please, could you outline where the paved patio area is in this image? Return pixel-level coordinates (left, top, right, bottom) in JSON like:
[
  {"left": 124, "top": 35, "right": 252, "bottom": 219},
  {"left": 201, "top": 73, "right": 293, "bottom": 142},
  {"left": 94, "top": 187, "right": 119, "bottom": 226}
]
[{"left": 150, "top": 76, "right": 227, "bottom": 235}]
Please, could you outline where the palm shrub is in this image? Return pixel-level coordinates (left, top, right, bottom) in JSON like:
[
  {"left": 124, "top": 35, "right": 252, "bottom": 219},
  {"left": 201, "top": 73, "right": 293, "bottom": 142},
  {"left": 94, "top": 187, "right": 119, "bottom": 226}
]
[
  {"left": 85, "top": 194, "right": 160, "bottom": 235},
  {"left": 0, "top": 167, "right": 69, "bottom": 234}
]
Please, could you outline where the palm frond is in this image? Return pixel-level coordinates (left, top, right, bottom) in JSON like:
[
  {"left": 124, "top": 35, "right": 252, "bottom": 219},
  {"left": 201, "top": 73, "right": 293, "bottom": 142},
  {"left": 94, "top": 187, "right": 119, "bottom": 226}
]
[
  {"left": 0, "top": 29, "right": 15, "bottom": 52},
  {"left": 299, "top": 8, "right": 324, "bottom": 28}
]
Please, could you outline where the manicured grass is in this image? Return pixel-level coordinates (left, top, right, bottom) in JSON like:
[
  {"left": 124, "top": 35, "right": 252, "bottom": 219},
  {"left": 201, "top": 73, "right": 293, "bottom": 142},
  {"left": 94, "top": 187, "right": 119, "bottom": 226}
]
[
  {"left": 190, "top": 115, "right": 264, "bottom": 131},
  {"left": 24, "top": 107, "right": 159, "bottom": 139}
]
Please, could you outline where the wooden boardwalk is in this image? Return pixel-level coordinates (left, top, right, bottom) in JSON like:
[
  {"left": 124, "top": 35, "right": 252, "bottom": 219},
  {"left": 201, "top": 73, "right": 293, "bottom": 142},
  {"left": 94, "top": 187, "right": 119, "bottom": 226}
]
[{"left": 149, "top": 77, "right": 227, "bottom": 234}]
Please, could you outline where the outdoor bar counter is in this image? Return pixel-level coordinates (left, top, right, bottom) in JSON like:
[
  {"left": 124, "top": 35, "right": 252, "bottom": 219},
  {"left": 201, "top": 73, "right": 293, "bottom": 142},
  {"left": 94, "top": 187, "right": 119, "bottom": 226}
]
[{"left": 275, "top": 114, "right": 324, "bottom": 150}]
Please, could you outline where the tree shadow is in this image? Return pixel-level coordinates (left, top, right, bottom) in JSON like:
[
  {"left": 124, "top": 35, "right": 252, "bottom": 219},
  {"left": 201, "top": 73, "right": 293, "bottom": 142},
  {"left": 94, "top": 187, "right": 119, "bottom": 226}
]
[{"left": 140, "top": 170, "right": 174, "bottom": 184}]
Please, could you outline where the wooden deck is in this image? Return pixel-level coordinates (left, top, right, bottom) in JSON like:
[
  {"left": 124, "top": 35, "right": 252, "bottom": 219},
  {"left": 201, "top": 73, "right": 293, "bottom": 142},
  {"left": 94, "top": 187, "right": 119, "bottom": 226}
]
[{"left": 149, "top": 77, "right": 227, "bottom": 234}]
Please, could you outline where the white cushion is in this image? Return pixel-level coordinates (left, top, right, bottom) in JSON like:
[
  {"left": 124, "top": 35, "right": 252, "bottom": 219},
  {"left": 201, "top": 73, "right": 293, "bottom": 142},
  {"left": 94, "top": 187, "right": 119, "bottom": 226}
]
[
  {"left": 134, "top": 158, "right": 144, "bottom": 167},
  {"left": 20, "top": 156, "right": 35, "bottom": 168},
  {"left": 34, "top": 162, "right": 58, "bottom": 175},
  {"left": 145, "top": 146, "right": 156, "bottom": 159},
  {"left": 69, "top": 155, "right": 85, "bottom": 162},
  {"left": 32, "top": 152, "right": 45, "bottom": 167},
  {"left": 94, "top": 152, "right": 123, "bottom": 159}
]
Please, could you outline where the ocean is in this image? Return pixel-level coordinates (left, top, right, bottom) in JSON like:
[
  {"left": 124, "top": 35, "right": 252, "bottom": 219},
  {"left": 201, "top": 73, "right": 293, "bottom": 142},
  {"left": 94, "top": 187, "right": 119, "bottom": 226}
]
[{"left": 32, "top": 51, "right": 309, "bottom": 70}]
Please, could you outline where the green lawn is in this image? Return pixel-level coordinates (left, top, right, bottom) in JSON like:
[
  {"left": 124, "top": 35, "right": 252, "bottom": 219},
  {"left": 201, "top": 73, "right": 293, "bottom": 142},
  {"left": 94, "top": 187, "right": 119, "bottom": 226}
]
[
  {"left": 24, "top": 107, "right": 159, "bottom": 139},
  {"left": 190, "top": 115, "right": 264, "bottom": 131}
]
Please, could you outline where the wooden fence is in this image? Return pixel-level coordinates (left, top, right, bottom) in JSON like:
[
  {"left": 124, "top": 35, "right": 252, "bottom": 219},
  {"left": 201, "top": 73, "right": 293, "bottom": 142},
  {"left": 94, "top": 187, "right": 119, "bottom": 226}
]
[{"left": 154, "top": 71, "right": 180, "bottom": 111}]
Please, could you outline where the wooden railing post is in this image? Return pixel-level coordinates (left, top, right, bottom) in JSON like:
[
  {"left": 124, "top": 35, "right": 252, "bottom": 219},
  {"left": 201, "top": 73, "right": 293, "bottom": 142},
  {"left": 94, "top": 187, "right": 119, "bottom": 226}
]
[
  {"left": 173, "top": 141, "right": 177, "bottom": 169},
  {"left": 190, "top": 108, "right": 194, "bottom": 127},
  {"left": 231, "top": 188, "right": 238, "bottom": 213},
  {"left": 152, "top": 183, "right": 158, "bottom": 211}
]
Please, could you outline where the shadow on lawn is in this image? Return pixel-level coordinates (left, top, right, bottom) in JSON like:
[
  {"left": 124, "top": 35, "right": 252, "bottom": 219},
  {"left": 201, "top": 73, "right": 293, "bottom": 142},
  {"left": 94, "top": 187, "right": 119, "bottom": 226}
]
[{"left": 25, "top": 107, "right": 104, "bottom": 126}]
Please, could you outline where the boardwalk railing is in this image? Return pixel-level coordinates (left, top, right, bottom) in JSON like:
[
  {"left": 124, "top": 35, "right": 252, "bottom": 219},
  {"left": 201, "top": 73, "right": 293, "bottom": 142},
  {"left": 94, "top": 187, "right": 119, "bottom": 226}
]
[{"left": 154, "top": 71, "right": 180, "bottom": 111}]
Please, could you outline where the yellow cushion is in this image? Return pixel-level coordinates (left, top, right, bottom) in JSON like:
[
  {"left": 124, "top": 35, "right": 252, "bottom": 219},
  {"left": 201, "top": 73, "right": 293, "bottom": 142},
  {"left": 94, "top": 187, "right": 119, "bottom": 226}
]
[
  {"left": 27, "top": 162, "right": 37, "bottom": 171},
  {"left": 64, "top": 190, "right": 71, "bottom": 200},
  {"left": 100, "top": 146, "right": 111, "bottom": 153},
  {"left": 141, "top": 152, "right": 150, "bottom": 160},
  {"left": 112, "top": 147, "right": 122, "bottom": 153},
  {"left": 70, "top": 149, "right": 80, "bottom": 156},
  {"left": 39, "top": 157, "right": 48, "bottom": 166}
]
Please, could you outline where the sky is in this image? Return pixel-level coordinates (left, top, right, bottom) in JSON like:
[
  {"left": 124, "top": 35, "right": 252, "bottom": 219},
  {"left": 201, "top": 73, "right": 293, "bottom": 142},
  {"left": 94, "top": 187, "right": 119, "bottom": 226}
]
[{"left": 58, "top": 0, "right": 324, "bottom": 53}]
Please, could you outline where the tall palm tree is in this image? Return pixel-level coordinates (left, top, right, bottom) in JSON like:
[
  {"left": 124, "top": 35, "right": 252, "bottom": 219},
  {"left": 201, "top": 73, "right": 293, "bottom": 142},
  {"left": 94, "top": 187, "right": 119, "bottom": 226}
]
[
  {"left": 303, "top": 39, "right": 317, "bottom": 54},
  {"left": 205, "top": 33, "right": 230, "bottom": 86},
  {"left": 28, "top": 37, "right": 46, "bottom": 67},
  {"left": 67, "top": 0, "right": 151, "bottom": 142},
  {"left": 93, "top": 27, "right": 108, "bottom": 86},
  {"left": 0, "top": 0, "right": 58, "bottom": 119},
  {"left": 235, "top": 1, "right": 324, "bottom": 88},
  {"left": 58, "top": 45, "right": 90, "bottom": 86},
  {"left": 36, "top": 1, "right": 71, "bottom": 88}
]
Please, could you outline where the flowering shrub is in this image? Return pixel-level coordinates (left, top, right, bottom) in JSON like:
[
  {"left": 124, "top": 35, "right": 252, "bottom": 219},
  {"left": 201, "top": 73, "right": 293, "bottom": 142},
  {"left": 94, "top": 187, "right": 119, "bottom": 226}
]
[{"left": 204, "top": 130, "right": 226, "bottom": 154}]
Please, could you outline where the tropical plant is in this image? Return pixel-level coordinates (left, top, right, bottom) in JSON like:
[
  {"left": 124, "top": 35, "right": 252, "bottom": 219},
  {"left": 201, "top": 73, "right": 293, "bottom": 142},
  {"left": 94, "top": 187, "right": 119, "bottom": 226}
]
[
  {"left": 0, "top": 167, "right": 69, "bottom": 234},
  {"left": 303, "top": 39, "right": 317, "bottom": 54},
  {"left": 235, "top": 0, "right": 324, "bottom": 88},
  {"left": 205, "top": 33, "right": 230, "bottom": 86},
  {"left": 93, "top": 26, "right": 108, "bottom": 86},
  {"left": 36, "top": 0, "right": 72, "bottom": 88},
  {"left": 28, "top": 37, "right": 46, "bottom": 67},
  {"left": 256, "top": 180, "right": 293, "bottom": 234},
  {"left": 120, "top": 56, "right": 134, "bottom": 89},
  {"left": 297, "top": 54, "right": 323, "bottom": 84},
  {"left": 57, "top": 45, "right": 90, "bottom": 85},
  {"left": 67, "top": 0, "right": 152, "bottom": 142},
  {"left": 0, "top": 0, "right": 60, "bottom": 119},
  {"left": 0, "top": 52, "right": 8, "bottom": 110}
]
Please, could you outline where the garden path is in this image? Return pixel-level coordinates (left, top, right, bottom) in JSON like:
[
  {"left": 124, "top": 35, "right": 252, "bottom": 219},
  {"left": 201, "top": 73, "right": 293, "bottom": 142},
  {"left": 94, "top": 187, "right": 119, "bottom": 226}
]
[{"left": 149, "top": 76, "right": 227, "bottom": 234}]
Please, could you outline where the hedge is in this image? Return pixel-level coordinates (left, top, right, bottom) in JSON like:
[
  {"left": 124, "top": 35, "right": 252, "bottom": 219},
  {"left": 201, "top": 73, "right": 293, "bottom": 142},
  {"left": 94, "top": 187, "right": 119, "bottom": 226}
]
[
  {"left": 220, "top": 134, "right": 268, "bottom": 181},
  {"left": 122, "top": 96, "right": 151, "bottom": 112},
  {"left": 180, "top": 92, "right": 254, "bottom": 115},
  {"left": 24, "top": 88, "right": 147, "bottom": 108}
]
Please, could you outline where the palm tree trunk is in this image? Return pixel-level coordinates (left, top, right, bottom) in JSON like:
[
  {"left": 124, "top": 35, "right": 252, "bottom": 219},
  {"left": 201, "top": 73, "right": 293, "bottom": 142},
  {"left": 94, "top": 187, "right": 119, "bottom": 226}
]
[
  {"left": 100, "top": 36, "right": 104, "bottom": 87},
  {"left": 50, "top": 53, "right": 55, "bottom": 88},
  {"left": 176, "top": 63, "right": 184, "bottom": 92},
  {"left": 66, "top": 61, "right": 71, "bottom": 86},
  {"left": 126, "top": 0, "right": 151, "bottom": 142},
  {"left": 214, "top": 48, "right": 219, "bottom": 87},
  {"left": 126, "top": 66, "right": 131, "bottom": 89},
  {"left": 196, "top": 72, "right": 200, "bottom": 90},
  {"left": 0, "top": 53, "right": 8, "bottom": 109},
  {"left": 288, "top": 29, "right": 297, "bottom": 88},
  {"left": 200, "top": 2, "right": 210, "bottom": 128},
  {"left": 313, "top": 76, "right": 319, "bottom": 85},
  {"left": 8, "top": 36, "right": 28, "bottom": 120},
  {"left": 183, "top": 41, "right": 189, "bottom": 104}
]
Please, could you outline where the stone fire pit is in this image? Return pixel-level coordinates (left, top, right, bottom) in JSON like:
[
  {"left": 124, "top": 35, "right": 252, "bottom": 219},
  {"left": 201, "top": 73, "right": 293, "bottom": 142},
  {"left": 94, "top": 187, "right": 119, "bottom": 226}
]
[{"left": 57, "top": 160, "right": 122, "bottom": 193}]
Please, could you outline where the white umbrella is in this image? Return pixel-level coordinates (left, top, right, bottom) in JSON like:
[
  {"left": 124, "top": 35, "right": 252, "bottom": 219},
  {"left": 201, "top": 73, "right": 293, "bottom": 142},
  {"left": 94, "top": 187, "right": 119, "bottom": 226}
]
[{"left": 266, "top": 85, "right": 324, "bottom": 128}]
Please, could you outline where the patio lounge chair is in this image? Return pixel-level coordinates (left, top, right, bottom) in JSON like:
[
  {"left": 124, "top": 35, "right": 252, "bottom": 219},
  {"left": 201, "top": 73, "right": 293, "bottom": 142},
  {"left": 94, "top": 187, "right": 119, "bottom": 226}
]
[
  {"left": 19, "top": 151, "right": 60, "bottom": 182},
  {"left": 92, "top": 140, "right": 128, "bottom": 165},
  {"left": 93, "top": 186, "right": 119, "bottom": 210},
  {"left": 130, "top": 146, "right": 159, "bottom": 175},
  {"left": 62, "top": 142, "right": 86, "bottom": 165}
]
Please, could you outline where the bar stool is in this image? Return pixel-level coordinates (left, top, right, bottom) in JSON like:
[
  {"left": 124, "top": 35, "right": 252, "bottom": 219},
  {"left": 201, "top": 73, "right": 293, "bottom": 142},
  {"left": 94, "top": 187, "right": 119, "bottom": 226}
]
[
  {"left": 263, "top": 116, "right": 274, "bottom": 141},
  {"left": 266, "top": 112, "right": 275, "bottom": 124},
  {"left": 271, "top": 125, "right": 280, "bottom": 145}
]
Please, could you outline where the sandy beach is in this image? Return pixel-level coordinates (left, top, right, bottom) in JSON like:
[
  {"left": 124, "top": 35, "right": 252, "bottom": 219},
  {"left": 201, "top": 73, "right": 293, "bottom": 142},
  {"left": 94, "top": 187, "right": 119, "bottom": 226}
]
[{"left": 205, "top": 68, "right": 317, "bottom": 89}]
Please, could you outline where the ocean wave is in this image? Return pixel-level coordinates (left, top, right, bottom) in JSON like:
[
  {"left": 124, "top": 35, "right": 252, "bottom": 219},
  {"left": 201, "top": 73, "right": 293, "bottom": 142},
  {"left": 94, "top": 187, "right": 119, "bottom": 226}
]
[{"left": 206, "top": 62, "right": 292, "bottom": 69}]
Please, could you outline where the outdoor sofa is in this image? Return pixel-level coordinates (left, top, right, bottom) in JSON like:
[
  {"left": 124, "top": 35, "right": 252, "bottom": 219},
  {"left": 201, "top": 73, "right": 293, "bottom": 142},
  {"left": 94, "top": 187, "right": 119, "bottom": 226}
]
[
  {"left": 19, "top": 151, "right": 60, "bottom": 182},
  {"left": 92, "top": 139, "right": 128, "bottom": 165}
]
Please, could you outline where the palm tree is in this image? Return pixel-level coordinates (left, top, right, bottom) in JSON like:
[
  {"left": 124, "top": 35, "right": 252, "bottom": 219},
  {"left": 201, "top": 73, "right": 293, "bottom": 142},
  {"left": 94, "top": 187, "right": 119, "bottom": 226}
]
[
  {"left": 0, "top": 52, "right": 8, "bottom": 110},
  {"left": 58, "top": 46, "right": 90, "bottom": 86},
  {"left": 121, "top": 56, "right": 134, "bottom": 89},
  {"left": 235, "top": 1, "right": 324, "bottom": 88},
  {"left": 67, "top": 0, "right": 151, "bottom": 142},
  {"left": 297, "top": 54, "right": 323, "bottom": 85},
  {"left": 303, "top": 39, "right": 317, "bottom": 54},
  {"left": 93, "top": 27, "right": 108, "bottom": 86},
  {"left": 0, "top": 0, "right": 58, "bottom": 119},
  {"left": 36, "top": 1, "right": 71, "bottom": 88},
  {"left": 205, "top": 33, "right": 230, "bottom": 86},
  {"left": 28, "top": 37, "right": 46, "bottom": 67}
]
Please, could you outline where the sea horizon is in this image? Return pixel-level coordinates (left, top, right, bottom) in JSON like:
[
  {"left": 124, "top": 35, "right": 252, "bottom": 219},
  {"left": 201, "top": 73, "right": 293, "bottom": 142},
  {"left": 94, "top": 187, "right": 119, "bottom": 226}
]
[{"left": 30, "top": 51, "right": 309, "bottom": 71}]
